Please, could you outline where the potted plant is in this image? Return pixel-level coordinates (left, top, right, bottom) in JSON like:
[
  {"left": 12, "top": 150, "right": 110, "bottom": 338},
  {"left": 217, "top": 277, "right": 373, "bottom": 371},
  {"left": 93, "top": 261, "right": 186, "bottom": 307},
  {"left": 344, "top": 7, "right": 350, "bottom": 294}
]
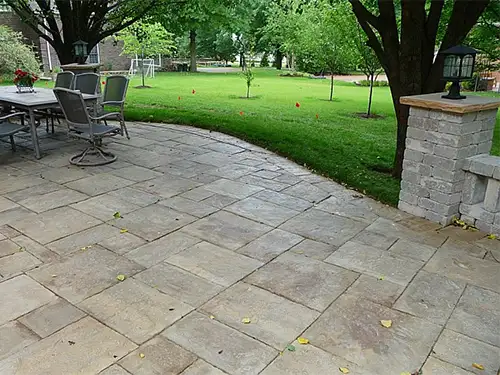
[{"left": 14, "top": 69, "right": 38, "bottom": 93}]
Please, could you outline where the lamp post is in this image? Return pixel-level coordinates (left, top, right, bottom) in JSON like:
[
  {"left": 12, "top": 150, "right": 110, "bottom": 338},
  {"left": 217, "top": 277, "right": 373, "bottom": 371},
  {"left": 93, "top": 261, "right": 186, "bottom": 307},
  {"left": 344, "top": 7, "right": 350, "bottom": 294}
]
[
  {"left": 442, "top": 45, "right": 477, "bottom": 100},
  {"left": 73, "top": 40, "right": 89, "bottom": 64}
]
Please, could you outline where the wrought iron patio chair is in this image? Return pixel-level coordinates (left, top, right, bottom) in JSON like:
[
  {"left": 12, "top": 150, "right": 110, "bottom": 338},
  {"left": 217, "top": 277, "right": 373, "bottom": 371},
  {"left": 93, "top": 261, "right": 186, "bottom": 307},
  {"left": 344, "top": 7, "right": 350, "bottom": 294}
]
[
  {"left": 0, "top": 112, "right": 28, "bottom": 152},
  {"left": 53, "top": 88, "right": 121, "bottom": 166},
  {"left": 42, "top": 71, "right": 75, "bottom": 133},
  {"left": 100, "top": 75, "right": 130, "bottom": 139}
]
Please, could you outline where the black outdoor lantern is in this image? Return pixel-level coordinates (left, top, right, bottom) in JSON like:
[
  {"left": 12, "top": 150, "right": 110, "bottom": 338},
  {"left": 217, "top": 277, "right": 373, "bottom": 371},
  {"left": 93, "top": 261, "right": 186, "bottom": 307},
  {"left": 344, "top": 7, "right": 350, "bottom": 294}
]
[
  {"left": 73, "top": 40, "right": 88, "bottom": 64},
  {"left": 442, "top": 45, "right": 477, "bottom": 100}
]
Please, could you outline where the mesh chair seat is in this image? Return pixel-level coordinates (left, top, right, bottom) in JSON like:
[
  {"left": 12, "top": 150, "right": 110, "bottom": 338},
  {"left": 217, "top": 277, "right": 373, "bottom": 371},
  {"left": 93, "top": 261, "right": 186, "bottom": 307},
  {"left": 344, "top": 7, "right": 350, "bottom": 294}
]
[
  {"left": 69, "top": 123, "right": 121, "bottom": 138},
  {"left": 100, "top": 75, "right": 130, "bottom": 139},
  {"left": 0, "top": 112, "right": 28, "bottom": 152},
  {"left": 0, "top": 121, "right": 28, "bottom": 137}
]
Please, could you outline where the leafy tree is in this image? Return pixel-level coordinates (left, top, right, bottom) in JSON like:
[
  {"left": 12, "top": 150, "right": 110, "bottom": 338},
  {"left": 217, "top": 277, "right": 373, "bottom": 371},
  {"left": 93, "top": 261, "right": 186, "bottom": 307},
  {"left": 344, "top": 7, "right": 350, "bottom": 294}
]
[
  {"left": 0, "top": 25, "right": 40, "bottom": 79},
  {"left": 154, "top": 0, "right": 237, "bottom": 72},
  {"left": 5, "top": 0, "right": 157, "bottom": 64},
  {"left": 197, "top": 30, "right": 237, "bottom": 64},
  {"left": 116, "top": 22, "right": 175, "bottom": 87},
  {"left": 350, "top": 24, "right": 382, "bottom": 117},
  {"left": 348, "top": 0, "right": 492, "bottom": 178}
]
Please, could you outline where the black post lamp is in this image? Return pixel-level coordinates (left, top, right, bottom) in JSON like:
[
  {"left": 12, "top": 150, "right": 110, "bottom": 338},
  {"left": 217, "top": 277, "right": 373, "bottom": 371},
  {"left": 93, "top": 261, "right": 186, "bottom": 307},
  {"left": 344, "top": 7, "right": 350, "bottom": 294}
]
[
  {"left": 73, "top": 40, "right": 89, "bottom": 64},
  {"left": 442, "top": 45, "right": 477, "bottom": 100}
]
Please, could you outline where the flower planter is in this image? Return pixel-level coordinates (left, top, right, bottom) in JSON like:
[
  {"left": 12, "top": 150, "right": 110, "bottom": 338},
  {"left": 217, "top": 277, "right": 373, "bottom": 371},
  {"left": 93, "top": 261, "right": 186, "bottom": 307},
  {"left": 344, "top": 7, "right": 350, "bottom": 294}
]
[{"left": 15, "top": 84, "right": 35, "bottom": 94}]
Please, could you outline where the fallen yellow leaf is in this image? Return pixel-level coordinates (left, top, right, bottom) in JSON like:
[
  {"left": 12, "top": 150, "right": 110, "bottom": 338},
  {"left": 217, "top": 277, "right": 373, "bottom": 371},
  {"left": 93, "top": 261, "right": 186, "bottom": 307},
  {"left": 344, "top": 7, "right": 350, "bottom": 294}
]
[
  {"left": 339, "top": 367, "right": 350, "bottom": 373},
  {"left": 209, "top": 315, "right": 215, "bottom": 319},
  {"left": 113, "top": 212, "right": 121, "bottom": 219},
  {"left": 51, "top": 274, "right": 57, "bottom": 278},
  {"left": 472, "top": 363, "right": 484, "bottom": 370},
  {"left": 380, "top": 320, "right": 392, "bottom": 328},
  {"left": 241, "top": 317, "right": 251, "bottom": 324},
  {"left": 139, "top": 353, "right": 145, "bottom": 359},
  {"left": 116, "top": 274, "right": 126, "bottom": 281},
  {"left": 297, "top": 337, "right": 309, "bottom": 344},
  {"left": 400, "top": 372, "right": 411, "bottom": 375},
  {"left": 378, "top": 276, "right": 385, "bottom": 281},
  {"left": 120, "top": 229, "right": 128, "bottom": 234},
  {"left": 487, "top": 234, "right": 497, "bottom": 240}
]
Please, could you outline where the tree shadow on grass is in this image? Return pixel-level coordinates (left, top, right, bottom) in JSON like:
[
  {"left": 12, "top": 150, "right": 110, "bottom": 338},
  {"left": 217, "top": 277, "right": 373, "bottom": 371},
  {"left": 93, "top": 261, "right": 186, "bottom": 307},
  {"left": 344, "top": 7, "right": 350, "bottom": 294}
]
[{"left": 228, "top": 94, "right": 262, "bottom": 100}]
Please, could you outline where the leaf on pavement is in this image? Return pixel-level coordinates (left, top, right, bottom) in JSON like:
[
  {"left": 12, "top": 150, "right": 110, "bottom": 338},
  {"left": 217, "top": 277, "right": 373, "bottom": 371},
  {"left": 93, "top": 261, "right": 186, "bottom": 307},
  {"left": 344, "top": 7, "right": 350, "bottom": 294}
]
[
  {"left": 339, "top": 367, "right": 350, "bottom": 373},
  {"left": 241, "top": 317, "right": 251, "bottom": 324},
  {"left": 297, "top": 337, "right": 309, "bottom": 344},
  {"left": 120, "top": 229, "right": 128, "bottom": 234},
  {"left": 113, "top": 212, "right": 121, "bottom": 219},
  {"left": 139, "top": 353, "right": 145, "bottom": 359},
  {"left": 116, "top": 274, "right": 126, "bottom": 281},
  {"left": 472, "top": 363, "right": 484, "bottom": 370},
  {"left": 286, "top": 344, "right": 296, "bottom": 352},
  {"left": 380, "top": 320, "right": 392, "bottom": 328}
]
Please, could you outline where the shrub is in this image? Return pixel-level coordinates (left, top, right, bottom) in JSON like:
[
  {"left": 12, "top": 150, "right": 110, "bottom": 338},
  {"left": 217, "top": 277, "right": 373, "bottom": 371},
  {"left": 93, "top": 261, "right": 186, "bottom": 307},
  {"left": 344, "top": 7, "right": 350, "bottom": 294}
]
[
  {"left": 462, "top": 74, "right": 489, "bottom": 91},
  {"left": 0, "top": 26, "right": 40, "bottom": 81},
  {"left": 356, "top": 80, "right": 389, "bottom": 87}
]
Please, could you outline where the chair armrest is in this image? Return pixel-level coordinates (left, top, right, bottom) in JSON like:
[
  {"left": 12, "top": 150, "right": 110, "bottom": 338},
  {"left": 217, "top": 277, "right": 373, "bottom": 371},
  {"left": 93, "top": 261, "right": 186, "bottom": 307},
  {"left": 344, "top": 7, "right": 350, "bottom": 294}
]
[
  {"left": 89, "top": 112, "right": 119, "bottom": 121},
  {"left": 102, "top": 101, "right": 124, "bottom": 106},
  {"left": 0, "top": 112, "right": 25, "bottom": 121}
]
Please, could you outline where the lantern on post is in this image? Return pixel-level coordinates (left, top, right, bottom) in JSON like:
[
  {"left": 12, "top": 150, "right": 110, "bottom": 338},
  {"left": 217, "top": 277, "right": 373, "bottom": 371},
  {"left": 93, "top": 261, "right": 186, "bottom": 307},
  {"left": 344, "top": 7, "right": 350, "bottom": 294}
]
[
  {"left": 73, "top": 40, "right": 88, "bottom": 64},
  {"left": 441, "top": 45, "right": 477, "bottom": 100}
]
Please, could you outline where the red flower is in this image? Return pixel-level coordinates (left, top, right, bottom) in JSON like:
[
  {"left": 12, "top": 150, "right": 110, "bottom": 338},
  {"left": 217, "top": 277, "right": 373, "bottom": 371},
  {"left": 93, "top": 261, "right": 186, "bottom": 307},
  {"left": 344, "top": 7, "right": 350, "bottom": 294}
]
[
  {"left": 239, "top": 111, "right": 244, "bottom": 116},
  {"left": 102, "top": 81, "right": 106, "bottom": 85},
  {"left": 192, "top": 89, "right": 196, "bottom": 94},
  {"left": 295, "top": 102, "right": 300, "bottom": 108}
]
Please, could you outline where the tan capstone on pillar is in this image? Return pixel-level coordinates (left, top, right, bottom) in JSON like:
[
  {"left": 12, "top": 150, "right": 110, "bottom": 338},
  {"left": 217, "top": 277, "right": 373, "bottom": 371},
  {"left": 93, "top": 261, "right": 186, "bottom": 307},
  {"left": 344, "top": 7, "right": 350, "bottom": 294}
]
[{"left": 398, "top": 93, "right": 500, "bottom": 225}]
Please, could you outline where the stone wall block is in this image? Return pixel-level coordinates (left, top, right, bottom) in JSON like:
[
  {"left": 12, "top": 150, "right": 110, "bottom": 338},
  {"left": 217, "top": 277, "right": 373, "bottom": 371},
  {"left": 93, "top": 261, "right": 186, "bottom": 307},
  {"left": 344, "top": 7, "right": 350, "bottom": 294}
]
[
  {"left": 477, "top": 141, "right": 493, "bottom": 155},
  {"left": 409, "top": 107, "right": 430, "bottom": 118},
  {"left": 406, "top": 128, "right": 427, "bottom": 141},
  {"left": 423, "top": 154, "right": 464, "bottom": 171},
  {"left": 406, "top": 138, "right": 434, "bottom": 153},
  {"left": 398, "top": 201, "right": 427, "bottom": 217},
  {"left": 484, "top": 179, "right": 500, "bottom": 212},
  {"left": 472, "top": 130, "right": 494, "bottom": 145},
  {"left": 399, "top": 191, "right": 419, "bottom": 205},
  {"left": 438, "top": 121, "right": 483, "bottom": 135},
  {"left": 419, "top": 198, "right": 459, "bottom": 216},
  {"left": 460, "top": 203, "right": 494, "bottom": 223},
  {"left": 431, "top": 167, "right": 465, "bottom": 183},
  {"left": 403, "top": 160, "right": 431, "bottom": 176},
  {"left": 400, "top": 181, "right": 429, "bottom": 198},
  {"left": 433, "top": 144, "right": 477, "bottom": 160},
  {"left": 470, "top": 158, "right": 495, "bottom": 177},
  {"left": 421, "top": 177, "right": 464, "bottom": 193},
  {"left": 475, "top": 220, "right": 493, "bottom": 234},
  {"left": 404, "top": 149, "right": 424, "bottom": 163},
  {"left": 401, "top": 170, "right": 421, "bottom": 184},
  {"left": 427, "top": 131, "right": 473, "bottom": 148},
  {"left": 430, "top": 111, "right": 477, "bottom": 124},
  {"left": 429, "top": 190, "right": 462, "bottom": 205},
  {"left": 461, "top": 173, "right": 487, "bottom": 205},
  {"left": 460, "top": 214, "right": 476, "bottom": 226},
  {"left": 424, "top": 211, "right": 454, "bottom": 226},
  {"left": 476, "top": 109, "right": 498, "bottom": 121}
]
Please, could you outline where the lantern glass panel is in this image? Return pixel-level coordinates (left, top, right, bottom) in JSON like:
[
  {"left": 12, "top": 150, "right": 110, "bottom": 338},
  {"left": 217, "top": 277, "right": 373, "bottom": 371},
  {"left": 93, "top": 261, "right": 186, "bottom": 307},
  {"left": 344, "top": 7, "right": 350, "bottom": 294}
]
[
  {"left": 461, "top": 55, "right": 474, "bottom": 78},
  {"left": 443, "top": 55, "right": 460, "bottom": 78}
]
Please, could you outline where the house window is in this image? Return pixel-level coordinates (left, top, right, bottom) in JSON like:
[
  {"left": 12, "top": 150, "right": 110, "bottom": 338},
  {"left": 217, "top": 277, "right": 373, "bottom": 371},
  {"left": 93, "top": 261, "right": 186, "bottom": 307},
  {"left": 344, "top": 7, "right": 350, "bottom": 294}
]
[{"left": 86, "top": 45, "right": 100, "bottom": 64}]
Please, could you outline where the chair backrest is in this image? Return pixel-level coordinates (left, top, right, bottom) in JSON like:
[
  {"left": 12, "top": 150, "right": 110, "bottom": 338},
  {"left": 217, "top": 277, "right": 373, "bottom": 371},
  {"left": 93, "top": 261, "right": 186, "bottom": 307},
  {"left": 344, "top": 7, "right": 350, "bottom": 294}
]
[
  {"left": 53, "top": 88, "right": 93, "bottom": 136},
  {"left": 54, "top": 71, "right": 74, "bottom": 89},
  {"left": 103, "top": 75, "right": 129, "bottom": 104},
  {"left": 73, "top": 73, "right": 100, "bottom": 95}
]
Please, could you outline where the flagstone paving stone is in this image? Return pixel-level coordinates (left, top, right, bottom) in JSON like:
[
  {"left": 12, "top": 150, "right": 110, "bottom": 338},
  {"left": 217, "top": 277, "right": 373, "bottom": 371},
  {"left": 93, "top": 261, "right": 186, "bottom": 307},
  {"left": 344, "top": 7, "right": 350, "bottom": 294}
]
[{"left": 0, "top": 123, "right": 499, "bottom": 374}]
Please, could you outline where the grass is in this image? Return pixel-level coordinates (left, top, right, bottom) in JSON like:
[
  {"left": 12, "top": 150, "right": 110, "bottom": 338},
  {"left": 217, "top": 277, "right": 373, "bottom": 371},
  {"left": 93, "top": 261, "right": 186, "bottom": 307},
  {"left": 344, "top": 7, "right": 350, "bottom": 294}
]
[
  {"left": 5, "top": 68, "right": 500, "bottom": 205},
  {"left": 124, "top": 69, "right": 402, "bottom": 204}
]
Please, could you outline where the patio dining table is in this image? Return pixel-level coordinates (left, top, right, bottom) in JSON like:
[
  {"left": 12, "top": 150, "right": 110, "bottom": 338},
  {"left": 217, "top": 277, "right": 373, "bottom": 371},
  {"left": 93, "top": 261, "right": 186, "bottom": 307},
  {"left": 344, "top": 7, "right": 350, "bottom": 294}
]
[{"left": 0, "top": 86, "right": 99, "bottom": 159}]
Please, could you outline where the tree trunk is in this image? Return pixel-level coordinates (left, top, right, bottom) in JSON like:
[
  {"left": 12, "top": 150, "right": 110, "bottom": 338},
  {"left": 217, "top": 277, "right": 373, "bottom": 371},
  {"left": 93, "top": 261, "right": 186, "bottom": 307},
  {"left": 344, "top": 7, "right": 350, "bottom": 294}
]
[
  {"left": 246, "top": 84, "right": 250, "bottom": 98},
  {"left": 141, "top": 45, "right": 145, "bottom": 87},
  {"left": 367, "top": 73, "right": 374, "bottom": 116},
  {"left": 274, "top": 50, "right": 283, "bottom": 70},
  {"left": 189, "top": 30, "right": 197, "bottom": 72},
  {"left": 240, "top": 53, "right": 246, "bottom": 70},
  {"left": 329, "top": 74, "right": 334, "bottom": 101}
]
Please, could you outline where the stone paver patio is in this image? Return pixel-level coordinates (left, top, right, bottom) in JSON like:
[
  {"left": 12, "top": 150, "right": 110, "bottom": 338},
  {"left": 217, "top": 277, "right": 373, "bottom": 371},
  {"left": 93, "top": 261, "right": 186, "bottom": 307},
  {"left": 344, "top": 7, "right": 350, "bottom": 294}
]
[{"left": 0, "top": 122, "right": 499, "bottom": 375}]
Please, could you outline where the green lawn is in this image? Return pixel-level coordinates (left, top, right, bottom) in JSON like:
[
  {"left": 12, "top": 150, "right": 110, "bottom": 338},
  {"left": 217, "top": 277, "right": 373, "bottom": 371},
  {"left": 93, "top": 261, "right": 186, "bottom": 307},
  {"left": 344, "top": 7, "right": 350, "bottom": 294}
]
[{"left": 125, "top": 69, "right": 403, "bottom": 204}]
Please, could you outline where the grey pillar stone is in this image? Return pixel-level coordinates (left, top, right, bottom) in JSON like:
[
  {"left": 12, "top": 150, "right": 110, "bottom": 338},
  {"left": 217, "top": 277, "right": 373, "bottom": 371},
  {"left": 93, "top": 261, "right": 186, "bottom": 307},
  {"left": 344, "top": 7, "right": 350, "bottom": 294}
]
[{"left": 398, "top": 93, "right": 500, "bottom": 226}]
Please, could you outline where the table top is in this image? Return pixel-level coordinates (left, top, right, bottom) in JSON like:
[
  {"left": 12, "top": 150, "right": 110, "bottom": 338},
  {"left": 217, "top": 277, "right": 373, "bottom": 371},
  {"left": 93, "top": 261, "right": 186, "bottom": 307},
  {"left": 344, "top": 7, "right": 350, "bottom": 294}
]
[{"left": 0, "top": 86, "right": 99, "bottom": 107}]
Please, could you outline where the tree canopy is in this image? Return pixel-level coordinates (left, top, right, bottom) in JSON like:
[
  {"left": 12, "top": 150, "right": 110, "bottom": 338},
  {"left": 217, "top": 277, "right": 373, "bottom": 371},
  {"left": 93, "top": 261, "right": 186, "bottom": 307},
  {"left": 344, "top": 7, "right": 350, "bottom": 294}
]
[
  {"left": 5, "top": 0, "right": 157, "bottom": 64},
  {"left": 116, "top": 22, "right": 175, "bottom": 58}
]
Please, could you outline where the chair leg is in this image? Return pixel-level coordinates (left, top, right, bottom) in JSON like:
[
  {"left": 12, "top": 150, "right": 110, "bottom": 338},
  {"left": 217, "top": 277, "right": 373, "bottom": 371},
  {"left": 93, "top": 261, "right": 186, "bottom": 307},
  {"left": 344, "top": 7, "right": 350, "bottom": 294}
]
[
  {"left": 9, "top": 135, "right": 16, "bottom": 152},
  {"left": 51, "top": 115, "right": 55, "bottom": 133},
  {"left": 120, "top": 113, "right": 130, "bottom": 139}
]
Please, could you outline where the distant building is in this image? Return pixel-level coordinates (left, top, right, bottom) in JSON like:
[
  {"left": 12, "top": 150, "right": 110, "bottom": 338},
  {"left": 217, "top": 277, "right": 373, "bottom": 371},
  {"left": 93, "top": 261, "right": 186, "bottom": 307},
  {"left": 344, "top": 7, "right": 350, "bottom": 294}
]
[{"left": 0, "top": 2, "right": 130, "bottom": 73}]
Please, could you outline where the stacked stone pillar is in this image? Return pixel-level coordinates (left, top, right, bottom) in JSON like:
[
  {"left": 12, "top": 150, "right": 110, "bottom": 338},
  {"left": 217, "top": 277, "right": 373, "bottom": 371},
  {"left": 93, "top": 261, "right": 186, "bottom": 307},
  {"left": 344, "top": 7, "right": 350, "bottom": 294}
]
[{"left": 398, "top": 93, "right": 500, "bottom": 225}]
